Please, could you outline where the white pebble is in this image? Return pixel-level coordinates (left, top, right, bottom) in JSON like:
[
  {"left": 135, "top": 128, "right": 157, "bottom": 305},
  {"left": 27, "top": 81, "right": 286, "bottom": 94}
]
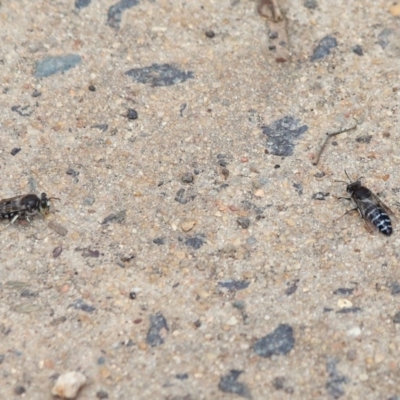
[{"left": 51, "top": 371, "right": 87, "bottom": 399}]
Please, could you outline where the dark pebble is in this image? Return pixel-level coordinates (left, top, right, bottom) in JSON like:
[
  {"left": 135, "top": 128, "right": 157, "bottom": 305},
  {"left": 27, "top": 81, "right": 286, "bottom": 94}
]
[
  {"left": 32, "top": 89, "right": 42, "bottom": 97},
  {"left": 53, "top": 246, "right": 63, "bottom": 258},
  {"left": 232, "top": 300, "right": 245, "bottom": 309},
  {"left": 254, "top": 324, "right": 295, "bottom": 358},
  {"left": 129, "top": 291, "right": 137, "bottom": 300},
  {"left": 91, "top": 124, "right": 108, "bottom": 132},
  {"left": 352, "top": 45, "right": 363, "bottom": 56},
  {"left": 66, "top": 168, "right": 79, "bottom": 177},
  {"left": 107, "top": 0, "right": 139, "bottom": 29},
  {"left": 83, "top": 196, "right": 95, "bottom": 206},
  {"left": 326, "top": 358, "right": 348, "bottom": 398},
  {"left": 293, "top": 182, "right": 303, "bottom": 195},
  {"left": 336, "top": 307, "right": 362, "bottom": 314},
  {"left": 304, "top": 0, "right": 318, "bottom": 9},
  {"left": 71, "top": 299, "right": 96, "bottom": 313},
  {"left": 331, "top": 140, "right": 338, "bottom": 146},
  {"left": 88, "top": 85, "right": 96, "bottom": 91},
  {"left": 272, "top": 376, "right": 294, "bottom": 393},
  {"left": 355, "top": 135, "right": 372, "bottom": 143},
  {"left": 237, "top": 217, "right": 250, "bottom": 229},
  {"left": 314, "top": 172, "right": 325, "bottom": 178},
  {"left": 285, "top": 281, "right": 298, "bottom": 296},
  {"left": 218, "top": 280, "right": 250, "bottom": 291},
  {"left": 218, "top": 370, "right": 252, "bottom": 399},
  {"left": 185, "top": 235, "right": 205, "bottom": 249},
  {"left": 0, "top": 355, "right": 4, "bottom": 364},
  {"left": 262, "top": 116, "right": 308, "bottom": 157},
  {"left": 194, "top": 319, "right": 202, "bottom": 328},
  {"left": 268, "top": 45, "right": 277, "bottom": 51},
  {"left": 269, "top": 31, "right": 278, "bottom": 39},
  {"left": 153, "top": 237, "right": 165, "bottom": 245},
  {"left": 101, "top": 210, "right": 126, "bottom": 224},
  {"left": 176, "top": 373, "right": 189, "bottom": 380},
  {"left": 146, "top": 312, "right": 169, "bottom": 347},
  {"left": 311, "top": 35, "right": 338, "bottom": 61},
  {"left": 205, "top": 30, "right": 215, "bottom": 38},
  {"left": 181, "top": 173, "right": 194, "bottom": 183},
  {"left": 333, "top": 288, "right": 354, "bottom": 295},
  {"left": 391, "top": 282, "right": 400, "bottom": 295},
  {"left": 35, "top": 54, "right": 82, "bottom": 78},
  {"left": 75, "top": 0, "right": 91, "bottom": 9},
  {"left": 312, "top": 192, "right": 329, "bottom": 200},
  {"left": 80, "top": 248, "right": 100, "bottom": 258},
  {"left": 20, "top": 289, "right": 38, "bottom": 298},
  {"left": 274, "top": 164, "right": 280, "bottom": 169},
  {"left": 127, "top": 108, "right": 138, "bottom": 120},
  {"left": 14, "top": 386, "right": 26, "bottom": 395},
  {"left": 96, "top": 390, "right": 109, "bottom": 399},
  {"left": 11, "top": 148, "right": 21, "bottom": 156},
  {"left": 378, "top": 28, "right": 393, "bottom": 49},
  {"left": 97, "top": 356, "right": 106, "bottom": 365},
  {"left": 393, "top": 312, "right": 400, "bottom": 324},
  {"left": 126, "top": 63, "right": 194, "bottom": 87},
  {"left": 11, "top": 105, "right": 33, "bottom": 117}
]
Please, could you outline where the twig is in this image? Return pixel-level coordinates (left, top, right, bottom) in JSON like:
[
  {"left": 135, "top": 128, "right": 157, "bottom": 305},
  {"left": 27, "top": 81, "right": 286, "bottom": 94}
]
[
  {"left": 312, "top": 121, "right": 358, "bottom": 166},
  {"left": 258, "top": 0, "right": 283, "bottom": 22}
]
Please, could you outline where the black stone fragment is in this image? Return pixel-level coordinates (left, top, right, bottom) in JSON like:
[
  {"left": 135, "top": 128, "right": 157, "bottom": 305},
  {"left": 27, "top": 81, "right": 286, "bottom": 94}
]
[
  {"left": 285, "top": 280, "right": 299, "bottom": 296},
  {"left": 205, "top": 30, "right": 215, "bottom": 38},
  {"left": 96, "top": 390, "right": 109, "bottom": 399},
  {"left": 153, "top": 237, "right": 165, "bottom": 245},
  {"left": 129, "top": 291, "right": 136, "bottom": 300},
  {"left": 126, "top": 63, "right": 194, "bottom": 87},
  {"left": 218, "top": 280, "right": 250, "bottom": 291},
  {"left": 71, "top": 299, "right": 96, "bottom": 313},
  {"left": 11, "top": 148, "right": 21, "bottom": 156},
  {"left": 304, "top": 0, "right": 318, "bottom": 9},
  {"left": 75, "top": 0, "right": 91, "bottom": 8},
  {"left": 333, "top": 288, "right": 354, "bottom": 295},
  {"left": 312, "top": 192, "right": 329, "bottom": 200},
  {"left": 355, "top": 135, "right": 372, "bottom": 143},
  {"left": 218, "top": 370, "right": 252, "bottom": 399},
  {"left": 0, "top": 355, "right": 4, "bottom": 364},
  {"left": 393, "top": 312, "right": 400, "bottom": 324},
  {"left": 352, "top": 45, "right": 363, "bottom": 56},
  {"left": 35, "top": 54, "right": 82, "bottom": 77},
  {"left": 262, "top": 116, "right": 308, "bottom": 156},
  {"left": 175, "top": 188, "right": 196, "bottom": 204},
  {"left": 20, "top": 289, "right": 38, "bottom": 298},
  {"left": 272, "top": 376, "right": 294, "bottom": 394},
  {"left": 181, "top": 173, "right": 194, "bottom": 183},
  {"left": 378, "top": 28, "right": 393, "bottom": 49},
  {"left": 185, "top": 235, "right": 205, "bottom": 250},
  {"left": 336, "top": 307, "right": 362, "bottom": 314},
  {"left": 81, "top": 248, "right": 100, "bottom": 258},
  {"left": 66, "top": 168, "right": 79, "bottom": 177},
  {"left": 88, "top": 85, "right": 96, "bottom": 91},
  {"left": 390, "top": 282, "right": 400, "bottom": 295},
  {"left": 254, "top": 324, "right": 294, "bottom": 358},
  {"left": 293, "top": 182, "right": 303, "bottom": 195},
  {"left": 269, "top": 31, "right": 278, "bottom": 39},
  {"left": 91, "top": 124, "right": 108, "bottom": 132},
  {"left": 101, "top": 210, "right": 126, "bottom": 224},
  {"left": 311, "top": 35, "right": 338, "bottom": 61},
  {"left": 14, "top": 386, "right": 26, "bottom": 396},
  {"left": 107, "top": 0, "right": 139, "bottom": 29},
  {"left": 32, "top": 89, "right": 41, "bottom": 97},
  {"left": 127, "top": 108, "right": 138, "bottom": 119},
  {"left": 11, "top": 105, "right": 34, "bottom": 117},
  {"left": 237, "top": 217, "right": 250, "bottom": 229},
  {"left": 146, "top": 312, "right": 169, "bottom": 347},
  {"left": 326, "top": 357, "right": 348, "bottom": 399},
  {"left": 176, "top": 373, "right": 189, "bottom": 380}
]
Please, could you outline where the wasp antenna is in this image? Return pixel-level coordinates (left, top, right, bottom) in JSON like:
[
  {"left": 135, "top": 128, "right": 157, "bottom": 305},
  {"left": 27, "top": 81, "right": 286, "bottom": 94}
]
[
  {"left": 49, "top": 197, "right": 61, "bottom": 201},
  {"left": 334, "top": 180, "right": 348, "bottom": 184},
  {"left": 344, "top": 170, "right": 352, "bottom": 182}
]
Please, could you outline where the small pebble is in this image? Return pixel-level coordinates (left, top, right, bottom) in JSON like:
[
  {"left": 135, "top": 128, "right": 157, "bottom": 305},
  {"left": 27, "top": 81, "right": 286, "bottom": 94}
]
[
  {"left": 129, "top": 291, "right": 137, "bottom": 300},
  {"left": 32, "top": 89, "right": 42, "bottom": 97},
  {"left": 304, "top": 0, "right": 318, "bottom": 9},
  {"left": 14, "top": 386, "right": 26, "bottom": 395},
  {"left": 181, "top": 173, "right": 194, "bottom": 183},
  {"left": 96, "top": 390, "right": 109, "bottom": 399},
  {"left": 51, "top": 371, "right": 87, "bottom": 399},
  {"left": 393, "top": 311, "right": 400, "bottom": 324},
  {"left": 269, "top": 31, "right": 278, "bottom": 39},
  {"left": 237, "top": 217, "right": 250, "bottom": 229},
  {"left": 53, "top": 246, "right": 63, "bottom": 258},
  {"left": 11, "top": 148, "right": 21, "bottom": 156},
  {"left": 205, "top": 30, "right": 215, "bottom": 38},
  {"left": 181, "top": 219, "right": 196, "bottom": 232},
  {"left": 352, "top": 45, "right": 364, "bottom": 56},
  {"left": 127, "top": 108, "right": 138, "bottom": 120},
  {"left": 48, "top": 221, "right": 68, "bottom": 236},
  {"left": 337, "top": 298, "right": 353, "bottom": 309},
  {"left": 88, "top": 85, "right": 96, "bottom": 91}
]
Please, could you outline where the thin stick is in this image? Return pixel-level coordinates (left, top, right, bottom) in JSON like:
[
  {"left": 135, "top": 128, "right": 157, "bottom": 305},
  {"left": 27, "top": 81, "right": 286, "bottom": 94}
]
[{"left": 312, "top": 122, "right": 358, "bottom": 166}]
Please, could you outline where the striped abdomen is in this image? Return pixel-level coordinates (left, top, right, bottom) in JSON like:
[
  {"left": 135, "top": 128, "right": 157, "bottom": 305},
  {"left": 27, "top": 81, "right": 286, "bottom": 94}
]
[{"left": 365, "top": 204, "right": 392, "bottom": 236}]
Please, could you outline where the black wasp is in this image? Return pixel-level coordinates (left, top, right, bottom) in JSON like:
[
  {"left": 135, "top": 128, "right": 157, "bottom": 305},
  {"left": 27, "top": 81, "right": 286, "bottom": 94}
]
[
  {"left": 0, "top": 193, "right": 58, "bottom": 228},
  {"left": 338, "top": 171, "right": 394, "bottom": 236}
]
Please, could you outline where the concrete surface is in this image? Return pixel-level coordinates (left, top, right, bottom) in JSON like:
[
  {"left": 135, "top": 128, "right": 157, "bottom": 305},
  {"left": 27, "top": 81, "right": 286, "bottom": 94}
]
[{"left": 1, "top": 0, "right": 400, "bottom": 399}]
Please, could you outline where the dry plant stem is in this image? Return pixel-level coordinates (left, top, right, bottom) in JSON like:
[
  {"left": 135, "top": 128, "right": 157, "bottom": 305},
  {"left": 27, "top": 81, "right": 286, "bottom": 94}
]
[
  {"left": 312, "top": 123, "right": 358, "bottom": 166},
  {"left": 258, "top": 0, "right": 283, "bottom": 22}
]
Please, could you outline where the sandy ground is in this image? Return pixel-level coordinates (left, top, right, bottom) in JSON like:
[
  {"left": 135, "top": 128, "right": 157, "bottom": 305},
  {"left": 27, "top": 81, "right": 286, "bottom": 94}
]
[{"left": 1, "top": 0, "right": 400, "bottom": 399}]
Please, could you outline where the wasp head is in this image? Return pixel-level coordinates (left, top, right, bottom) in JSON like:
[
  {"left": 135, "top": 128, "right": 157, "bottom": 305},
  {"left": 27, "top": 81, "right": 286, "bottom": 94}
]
[
  {"left": 39, "top": 193, "right": 51, "bottom": 215},
  {"left": 346, "top": 180, "right": 362, "bottom": 194}
]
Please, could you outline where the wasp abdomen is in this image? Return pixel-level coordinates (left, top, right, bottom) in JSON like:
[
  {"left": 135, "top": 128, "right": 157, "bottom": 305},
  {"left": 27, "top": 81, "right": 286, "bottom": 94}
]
[{"left": 365, "top": 205, "right": 392, "bottom": 236}]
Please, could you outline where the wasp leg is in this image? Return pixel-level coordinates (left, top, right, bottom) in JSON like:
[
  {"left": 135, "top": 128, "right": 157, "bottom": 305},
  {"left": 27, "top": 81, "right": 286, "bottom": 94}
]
[
  {"left": 336, "top": 207, "right": 358, "bottom": 221},
  {"left": 0, "top": 214, "right": 20, "bottom": 231},
  {"left": 336, "top": 196, "right": 352, "bottom": 201}
]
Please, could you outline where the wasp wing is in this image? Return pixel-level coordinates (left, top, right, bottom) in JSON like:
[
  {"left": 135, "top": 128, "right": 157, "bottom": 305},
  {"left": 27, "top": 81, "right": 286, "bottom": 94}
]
[
  {"left": 352, "top": 196, "right": 378, "bottom": 233},
  {"left": 0, "top": 196, "right": 27, "bottom": 214}
]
